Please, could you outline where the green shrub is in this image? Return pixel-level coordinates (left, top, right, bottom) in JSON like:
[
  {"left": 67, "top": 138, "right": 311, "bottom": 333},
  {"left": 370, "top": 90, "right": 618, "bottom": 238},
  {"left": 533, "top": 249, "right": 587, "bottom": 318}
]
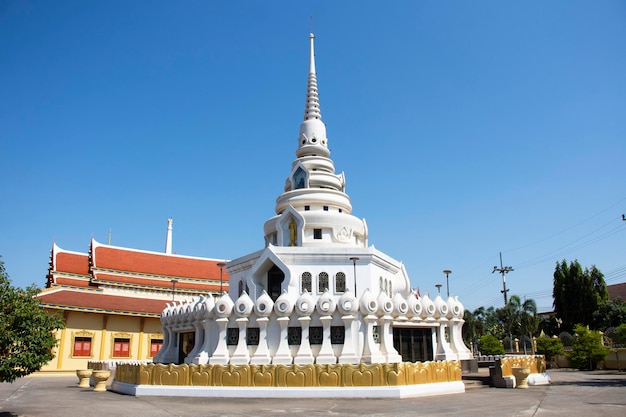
[
  {"left": 567, "top": 324, "right": 610, "bottom": 370},
  {"left": 478, "top": 334, "right": 505, "bottom": 355},
  {"left": 536, "top": 336, "right": 564, "bottom": 367}
]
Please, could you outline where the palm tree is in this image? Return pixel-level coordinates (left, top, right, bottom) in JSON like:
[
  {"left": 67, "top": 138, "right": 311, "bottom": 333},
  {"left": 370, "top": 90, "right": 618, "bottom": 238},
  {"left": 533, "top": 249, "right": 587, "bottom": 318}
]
[
  {"left": 519, "top": 298, "right": 538, "bottom": 354},
  {"left": 463, "top": 307, "right": 490, "bottom": 355},
  {"left": 506, "top": 295, "right": 538, "bottom": 354}
]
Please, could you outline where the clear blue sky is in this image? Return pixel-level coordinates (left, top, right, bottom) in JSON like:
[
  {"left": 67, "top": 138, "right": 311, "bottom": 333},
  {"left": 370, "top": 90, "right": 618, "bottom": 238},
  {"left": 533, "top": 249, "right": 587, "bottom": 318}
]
[{"left": 1, "top": 1, "right": 625, "bottom": 312}]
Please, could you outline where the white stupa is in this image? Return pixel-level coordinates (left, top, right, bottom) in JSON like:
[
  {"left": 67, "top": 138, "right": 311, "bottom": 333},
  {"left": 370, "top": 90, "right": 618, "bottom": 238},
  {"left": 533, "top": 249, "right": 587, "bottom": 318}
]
[{"left": 154, "top": 33, "right": 472, "bottom": 369}]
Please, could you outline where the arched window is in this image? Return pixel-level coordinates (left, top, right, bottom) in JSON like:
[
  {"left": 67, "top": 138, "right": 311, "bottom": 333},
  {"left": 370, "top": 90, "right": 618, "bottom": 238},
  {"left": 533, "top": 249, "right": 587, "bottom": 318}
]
[
  {"left": 335, "top": 272, "right": 346, "bottom": 293},
  {"left": 301, "top": 272, "right": 312, "bottom": 293},
  {"left": 318, "top": 272, "right": 329, "bottom": 293},
  {"left": 238, "top": 280, "right": 244, "bottom": 297}
]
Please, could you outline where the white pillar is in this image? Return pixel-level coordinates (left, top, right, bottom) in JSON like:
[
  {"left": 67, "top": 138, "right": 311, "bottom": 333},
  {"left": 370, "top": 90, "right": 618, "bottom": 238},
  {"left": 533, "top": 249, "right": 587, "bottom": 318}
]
[
  {"left": 360, "top": 314, "right": 385, "bottom": 364},
  {"left": 294, "top": 316, "right": 314, "bottom": 365},
  {"left": 379, "top": 315, "right": 402, "bottom": 363},
  {"left": 434, "top": 322, "right": 454, "bottom": 361},
  {"left": 208, "top": 318, "right": 230, "bottom": 365},
  {"left": 315, "top": 316, "right": 336, "bottom": 364},
  {"left": 194, "top": 319, "right": 213, "bottom": 365},
  {"left": 154, "top": 326, "right": 176, "bottom": 364},
  {"left": 338, "top": 315, "right": 359, "bottom": 364},
  {"left": 272, "top": 317, "right": 292, "bottom": 365},
  {"left": 448, "top": 319, "right": 471, "bottom": 360},
  {"left": 250, "top": 317, "right": 271, "bottom": 365},
  {"left": 185, "top": 321, "right": 204, "bottom": 364},
  {"left": 230, "top": 317, "right": 250, "bottom": 365}
]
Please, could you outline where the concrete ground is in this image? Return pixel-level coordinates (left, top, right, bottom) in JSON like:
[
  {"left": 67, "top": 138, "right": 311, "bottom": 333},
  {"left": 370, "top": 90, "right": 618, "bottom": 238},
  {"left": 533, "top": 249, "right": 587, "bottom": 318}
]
[{"left": 1, "top": 369, "right": 625, "bottom": 417}]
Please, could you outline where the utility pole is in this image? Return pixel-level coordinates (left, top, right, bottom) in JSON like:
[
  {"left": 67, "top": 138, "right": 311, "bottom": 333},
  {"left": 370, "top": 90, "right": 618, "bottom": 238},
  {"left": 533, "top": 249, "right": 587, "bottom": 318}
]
[
  {"left": 492, "top": 252, "right": 513, "bottom": 306},
  {"left": 493, "top": 252, "right": 514, "bottom": 352}
]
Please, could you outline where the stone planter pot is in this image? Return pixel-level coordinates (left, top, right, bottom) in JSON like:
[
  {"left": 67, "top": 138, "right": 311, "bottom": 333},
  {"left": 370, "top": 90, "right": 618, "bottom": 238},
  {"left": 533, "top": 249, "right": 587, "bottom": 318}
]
[
  {"left": 512, "top": 366, "right": 530, "bottom": 389},
  {"left": 76, "top": 369, "right": 92, "bottom": 388},
  {"left": 92, "top": 370, "right": 111, "bottom": 392}
]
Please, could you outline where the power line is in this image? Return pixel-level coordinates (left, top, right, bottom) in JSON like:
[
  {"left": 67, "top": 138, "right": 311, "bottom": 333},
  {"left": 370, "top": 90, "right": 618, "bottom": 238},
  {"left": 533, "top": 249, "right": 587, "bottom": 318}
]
[
  {"left": 514, "top": 220, "right": 624, "bottom": 270},
  {"left": 503, "top": 196, "right": 626, "bottom": 253}
]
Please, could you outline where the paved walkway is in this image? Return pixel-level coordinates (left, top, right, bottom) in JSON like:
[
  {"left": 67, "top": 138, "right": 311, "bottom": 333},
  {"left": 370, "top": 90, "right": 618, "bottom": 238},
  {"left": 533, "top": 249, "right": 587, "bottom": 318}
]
[{"left": 1, "top": 369, "right": 625, "bottom": 416}]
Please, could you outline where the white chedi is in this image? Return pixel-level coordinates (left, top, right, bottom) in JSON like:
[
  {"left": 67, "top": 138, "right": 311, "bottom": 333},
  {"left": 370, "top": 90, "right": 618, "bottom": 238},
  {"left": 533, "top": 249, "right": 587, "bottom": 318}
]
[
  {"left": 433, "top": 294, "right": 449, "bottom": 320},
  {"left": 376, "top": 291, "right": 394, "bottom": 317},
  {"left": 392, "top": 292, "right": 409, "bottom": 319},
  {"left": 274, "top": 290, "right": 294, "bottom": 316},
  {"left": 316, "top": 290, "right": 336, "bottom": 316},
  {"left": 214, "top": 293, "right": 234, "bottom": 318},
  {"left": 359, "top": 289, "right": 378, "bottom": 316},
  {"left": 295, "top": 290, "right": 316, "bottom": 316},
  {"left": 254, "top": 291, "right": 274, "bottom": 317},
  {"left": 337, "top": 288, "right": 358, "bottom": 315},
  {"left": 234, "top": 292, "right": 254, "bottom": 317}
]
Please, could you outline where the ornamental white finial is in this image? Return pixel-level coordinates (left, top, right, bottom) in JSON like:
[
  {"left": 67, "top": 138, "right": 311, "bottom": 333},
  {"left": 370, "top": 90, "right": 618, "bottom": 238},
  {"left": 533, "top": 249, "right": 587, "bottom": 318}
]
[
  {"left": 309, "top": 33, "right": 316, "bottom": 75},
  {"left": 303, "top": 33, "right": 321, "bottom": 121},
  {"left": 165, "top": 218, "right": 173, "bottom": 254}
]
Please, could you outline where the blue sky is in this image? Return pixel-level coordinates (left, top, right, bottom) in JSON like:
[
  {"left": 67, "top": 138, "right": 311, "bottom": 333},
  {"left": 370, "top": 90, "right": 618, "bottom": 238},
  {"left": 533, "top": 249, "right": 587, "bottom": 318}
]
[{"left": 1, "top": 1, "right": 625, "bottom": 312}]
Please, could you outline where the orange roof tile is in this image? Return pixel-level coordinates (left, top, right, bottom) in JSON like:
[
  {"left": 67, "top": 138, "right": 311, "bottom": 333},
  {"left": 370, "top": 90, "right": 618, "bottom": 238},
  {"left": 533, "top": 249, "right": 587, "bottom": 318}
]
[
  {"left": 37, "top": 289, "right": 169, "bottom": 316},
  {"left": 93, "top": 272, "right": 221, "bottom": 292},
  {"left": 93, "top": 244, "right": 228, "bottom": 280},
  {"left": 55, "top": 251, "right": 90, "bottom": 276},
  {"left": 54, "top": 276, "right": 91, "bottom": 288}
]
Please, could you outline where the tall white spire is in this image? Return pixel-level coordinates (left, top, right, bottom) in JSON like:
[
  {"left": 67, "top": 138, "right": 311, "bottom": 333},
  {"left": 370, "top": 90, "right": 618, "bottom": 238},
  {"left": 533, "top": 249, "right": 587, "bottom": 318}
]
[
  {"left": 297, "top": 33, "right": 329, "bottom": 158},
  {"left": 263, "top": 32, "right": 368, "bottom": 249},
  {"left": 304, "top": 33, "right": 321, "bottom": 121},
  {"left": 165, "top": 218, "right": 173, "bottom": 254}
]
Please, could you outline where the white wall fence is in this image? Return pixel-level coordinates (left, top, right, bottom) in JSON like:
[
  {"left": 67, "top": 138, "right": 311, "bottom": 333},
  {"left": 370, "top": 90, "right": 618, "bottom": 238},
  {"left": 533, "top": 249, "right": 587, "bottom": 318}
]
[{"left": 154, "top": 289, "right": 473, "bottom": 366}]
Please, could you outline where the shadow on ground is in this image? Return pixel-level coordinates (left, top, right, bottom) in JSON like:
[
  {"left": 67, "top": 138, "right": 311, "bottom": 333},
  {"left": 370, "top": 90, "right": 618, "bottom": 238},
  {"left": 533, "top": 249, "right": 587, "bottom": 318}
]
[{"left": 552, "top": 377, "right": 626, "bottom": 387}]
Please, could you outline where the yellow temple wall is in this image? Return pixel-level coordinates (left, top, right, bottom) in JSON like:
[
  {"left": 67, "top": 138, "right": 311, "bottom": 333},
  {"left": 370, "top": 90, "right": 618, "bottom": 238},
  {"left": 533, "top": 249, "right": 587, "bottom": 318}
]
[{"left": 39, "top": 310, "right": 162, "bottom": 372}]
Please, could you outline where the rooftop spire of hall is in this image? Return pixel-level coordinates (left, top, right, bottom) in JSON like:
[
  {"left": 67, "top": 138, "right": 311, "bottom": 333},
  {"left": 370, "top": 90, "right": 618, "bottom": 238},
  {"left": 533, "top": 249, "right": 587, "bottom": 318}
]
[{"left": 303, "top": 33, "right": 322, "bottom": 121}]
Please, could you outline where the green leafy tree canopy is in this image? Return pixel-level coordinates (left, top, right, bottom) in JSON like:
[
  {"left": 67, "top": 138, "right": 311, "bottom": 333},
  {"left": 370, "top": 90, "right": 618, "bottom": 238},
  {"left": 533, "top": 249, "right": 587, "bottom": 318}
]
[
  {"left": 591, "top": 297, "right": 626, "bottom": 330},
  {"left": 0, "top": 256, "right": 65, "bottom": 383},
  {"left": 553, "top": 260, "right": 608, "bottom": 332}
]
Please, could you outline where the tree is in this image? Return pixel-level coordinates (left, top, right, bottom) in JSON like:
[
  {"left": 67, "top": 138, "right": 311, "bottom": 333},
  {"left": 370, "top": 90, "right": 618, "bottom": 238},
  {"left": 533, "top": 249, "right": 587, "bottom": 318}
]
[
  {"left": 518, "top": 298, "right": 539, "bottom": 354},
  {"left": 553, "top": 260, "right": 609, "bottom": 332},
  {"left": 618, "top": 323, "right": 626, "bottom": 346},
  {"left": 591, "top": 297, "right": 626, "bottom": 330},
  {"left": 567, "top": 324, "right": 609, "bottom": 371},
  {"left": 463, "top": 306, "right": 505, "bottom": 353},
  {"left": 536, "top": 336, "right": 564, "bottom": 368},
  {"left": 500, "top": 295, "right": 538, "bottom": 353},
  {"left": 0, "top": 256, "right": 65, "bottom": 383},
  {"left": 478, "top": 334, "right": 505, "bottom": 355}
]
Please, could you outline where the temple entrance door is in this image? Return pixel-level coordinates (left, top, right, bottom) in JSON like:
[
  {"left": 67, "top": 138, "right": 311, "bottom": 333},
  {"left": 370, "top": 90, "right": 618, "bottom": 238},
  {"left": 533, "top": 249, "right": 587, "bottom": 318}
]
[
  {"left": 267, "top": 265, "right": 285, "bottom": 302},
  {"left": 178, "top": 332, "right": 195, "bottom": 364},
  {"left": 392, "top": 328, "right": 433, "bottom": 362}
]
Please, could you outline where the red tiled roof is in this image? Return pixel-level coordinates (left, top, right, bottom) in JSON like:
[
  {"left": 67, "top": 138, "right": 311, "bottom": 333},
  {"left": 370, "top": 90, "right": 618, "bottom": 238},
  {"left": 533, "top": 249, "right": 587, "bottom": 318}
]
[
  {"left": 37, "top": 289, "right": 169, "bottom": 316},
  {"left": 93, "top": 273, "right": 220, "bottom": 292},
  {"left": 54, "top": 276, "right": 91, "bottom": 288},
  {"left": 607, "top": 282, "right": 626, "bottom": 300},
  {"left": 93, "top": 244, "right": 228, "bottom": 280},
  {"left": 55, "top": 251, "right": 89, "bottom": 276}
]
